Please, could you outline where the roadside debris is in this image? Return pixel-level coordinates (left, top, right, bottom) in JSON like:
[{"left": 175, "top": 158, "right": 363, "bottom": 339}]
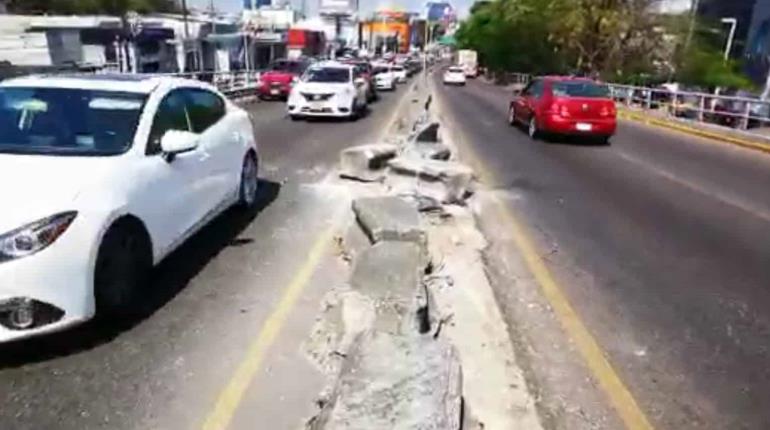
[
  {"left": 352, "top": 196, "right": 425, "bottom": 245},
  {"left": 304, "top": 81, "right": 542, "bottom": 430},
  {"left": 339, "top": 144, "right": 398, "bottom": 182}
]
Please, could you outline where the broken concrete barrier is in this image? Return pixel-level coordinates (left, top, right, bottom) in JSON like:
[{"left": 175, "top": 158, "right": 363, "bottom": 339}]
[
  {"left": 309, "top": 331, "right": 463, "bottom": 430},
  {"left": 403, "top": 141, "right": 451, "bottom": 161},
  {"left": 352, "top": 196, "right": 425, "bottom": 244},
  {"left": 350, "top": 241, "right": 425, "bottom": 335},
  {"left": 388, "top": 157, "right": 474, "bottom": 203},
  {"left": 339, "top": 143, "right": 398, "bottom": 182},
  {"left": 414, "top": 121, "right": 440, "bottom": 143}
]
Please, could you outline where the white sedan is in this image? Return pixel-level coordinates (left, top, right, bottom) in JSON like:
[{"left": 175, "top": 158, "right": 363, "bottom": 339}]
[
  {"left": 443, "top": 67, "right": 467, "bottom": 86},
  {"left": 287, "top": 62, "right": 368, "bottom": 120},
  {"left": 392, "top": 65, "right": 408, "bottom": 83},
  {"left": 0, "top": 74, "right": 259, "bottom": 342},
  {"left": 373, "top": 64, "right": 397, "bottom": 91}
]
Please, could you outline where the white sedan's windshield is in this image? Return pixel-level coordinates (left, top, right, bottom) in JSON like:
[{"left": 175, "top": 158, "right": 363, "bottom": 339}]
[
  {"left": 0, "top": 87, "right": 146, "bottom": 156},
  {"left": 303, "top": 68, "right": 351, "bottom": 83}
]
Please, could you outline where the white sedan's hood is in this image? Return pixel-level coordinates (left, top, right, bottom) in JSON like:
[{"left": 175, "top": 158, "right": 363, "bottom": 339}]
[
  {"left": 295, "top": 82, "right": 350, "bottom": 94},
  {"left": 0, "top": 154, "right": 115, "bottom": 232}
]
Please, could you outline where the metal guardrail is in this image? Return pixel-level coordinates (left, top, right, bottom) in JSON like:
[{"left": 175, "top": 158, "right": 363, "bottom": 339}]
[{"left": 607, "top": 84, "right": 770, "bottom": 131}]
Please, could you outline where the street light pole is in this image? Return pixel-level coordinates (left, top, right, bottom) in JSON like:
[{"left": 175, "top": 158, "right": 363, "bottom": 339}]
[{"left": 721, "top": 17, "right": 737, "bottom": 61}]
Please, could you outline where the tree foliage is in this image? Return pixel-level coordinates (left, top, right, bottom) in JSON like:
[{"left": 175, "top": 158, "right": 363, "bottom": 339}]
[
  {"left": 7, "top": 0, "right": 179, "bottom": 15},
  {"left": 456, "top": 0, "right": 754, "bottom": 88}
]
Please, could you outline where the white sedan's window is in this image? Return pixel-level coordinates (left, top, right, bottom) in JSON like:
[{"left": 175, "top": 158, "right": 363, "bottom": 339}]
[{"left": 0, "top": 87, "right": 146, "bottom": 155}]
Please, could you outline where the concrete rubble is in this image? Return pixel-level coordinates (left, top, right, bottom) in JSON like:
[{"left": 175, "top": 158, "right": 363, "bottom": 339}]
[
  {"left": 339, "top": 143, "right": 398, "bottom": 182},
  {"left": 304, "top": 81, "right": 542, "bottom": 430},
  {"left": 308, "top": 331, "right": 462, "bottom": 430},
  {"left": 352, "top": 196, "right": 425, "bottom": 245},
  {"left": 387, "top": 157, "right": 475, "bottom": 203},
  {"left": 349, "top": 241, "right": 425, "bottom": 335}
]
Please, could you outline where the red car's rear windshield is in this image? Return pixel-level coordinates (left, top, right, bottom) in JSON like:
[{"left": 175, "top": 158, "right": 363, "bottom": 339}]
[
  {"left": 552, "top": 81, "right": 610, "bottom": 98},
  {"left": 270, "top": 61, "right": 305, "bottom": 74}
]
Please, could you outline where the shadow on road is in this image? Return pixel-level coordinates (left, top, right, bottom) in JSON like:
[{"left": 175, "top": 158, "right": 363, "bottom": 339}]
[{"left": 0, "top": 179, "right": 281, "bottom": 368}]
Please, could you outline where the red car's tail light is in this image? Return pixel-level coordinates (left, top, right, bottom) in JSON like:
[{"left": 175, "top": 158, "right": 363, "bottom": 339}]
[
  {"left": 600, "top": 104, "right": 616, "bottom": 117},
  {"left": 548, "top": 102, "right": 570, "bottom": 117}
]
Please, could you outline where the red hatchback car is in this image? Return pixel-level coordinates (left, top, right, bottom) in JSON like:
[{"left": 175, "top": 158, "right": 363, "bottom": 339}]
[
  {"left": 508, "top": 76, "right": 617, "bottom": 143},
  {"left": 258, "top": 59, "right": 310, "bottom": 100}
]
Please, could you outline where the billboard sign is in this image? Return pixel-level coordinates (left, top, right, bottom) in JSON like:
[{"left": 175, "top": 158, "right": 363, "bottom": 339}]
[
  {"left": 319, "top": 0, "right": 355, "bottom": 15},
  {"left": 426, "top": 1, "right": 455, "bottom": 22}
]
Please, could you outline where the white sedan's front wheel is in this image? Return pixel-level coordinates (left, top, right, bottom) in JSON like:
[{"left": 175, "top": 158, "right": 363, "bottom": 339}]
[
  {"left": 94, "top": 221, "right": 151, "bottom": 317},
  {"left": 238, "top": 152, "right": 259, "bottom": 210}
]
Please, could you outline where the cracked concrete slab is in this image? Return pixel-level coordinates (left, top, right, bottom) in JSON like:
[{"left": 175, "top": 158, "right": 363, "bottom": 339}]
[
  {"left": 339, "top": 144, "right": 399, "bottom": 182},
  {"left": 350, "top": 241, "right": 425, "bottom": 335},
  {"left": 308, "top": 331, "right": 462, "bottom": 430},
  {"left": 352, "top": 196, "right": 425, "bottom": 244}
]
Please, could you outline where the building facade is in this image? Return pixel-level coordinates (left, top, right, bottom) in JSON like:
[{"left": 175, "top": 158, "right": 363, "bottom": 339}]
[{"left": 696, "top": 0, "right": 757, "bottom": 59}]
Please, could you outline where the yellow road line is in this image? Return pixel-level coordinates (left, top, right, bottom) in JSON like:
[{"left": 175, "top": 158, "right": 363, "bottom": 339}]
[
  {"left": 201, "top": 79, "right": 419, "bottom": 430},
  {"left": 201, "top": 223, "right": 339, "bottom": 430},
  {"left": 431, "top": 80, "right": 655, "bottom": 430},
  {"left": 618, "top": 110, "right": 770, "bottom": 155}
]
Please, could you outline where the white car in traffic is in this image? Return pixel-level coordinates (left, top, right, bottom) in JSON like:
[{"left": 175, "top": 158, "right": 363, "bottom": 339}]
[
  {"left": 392, "top": 65, "right": 408, "bottom": 83},
  {"left": 0, "top": 74, "right": 260, "bottom": 342},
  {"left": 443, "top": 66, "right": 467, "bottom": 86},
  {"left": 287, "top": 62, "right": 368, "bottom": 120},
  {"left": 373, "top": 64, "right": 397, "bottom": 91}
]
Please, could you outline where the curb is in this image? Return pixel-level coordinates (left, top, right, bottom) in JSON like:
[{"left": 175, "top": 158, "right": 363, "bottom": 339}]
[{"left": 618, "top": 109, "right": 770, "bottom": 155}]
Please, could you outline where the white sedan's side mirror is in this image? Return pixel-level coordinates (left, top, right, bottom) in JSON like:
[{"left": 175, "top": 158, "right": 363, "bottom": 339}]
[{"left": 161, "top": 130, "right": 199, "bottom": 161}]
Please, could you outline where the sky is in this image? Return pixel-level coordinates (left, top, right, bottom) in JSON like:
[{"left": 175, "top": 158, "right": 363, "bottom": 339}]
[{"left": 188, "top": 0, "right": 474, "bottom": 18}]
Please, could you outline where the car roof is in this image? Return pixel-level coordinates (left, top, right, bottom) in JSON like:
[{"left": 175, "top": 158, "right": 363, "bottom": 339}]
[
  {"left": 0, "top": 73, "right": 213, "bottom": 94},
  {"left": 310, "top": 61, "right": 354, "bottom": 70},
  {"left": 540, "top": 75, "right": 597, "bottom": 83}
]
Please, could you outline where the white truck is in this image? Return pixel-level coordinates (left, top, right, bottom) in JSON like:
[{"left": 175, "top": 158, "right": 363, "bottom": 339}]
[{"left": 457, "top": 49, "right": 478, "bottom": 78}]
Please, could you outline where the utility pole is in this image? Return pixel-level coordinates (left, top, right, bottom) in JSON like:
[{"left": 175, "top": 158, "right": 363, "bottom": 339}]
[{"left": 684, "top": 0, "right": 700, "bottom": 53}]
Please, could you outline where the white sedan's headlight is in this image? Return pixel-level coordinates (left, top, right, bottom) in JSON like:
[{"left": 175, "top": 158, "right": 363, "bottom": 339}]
[{"left": 0, "top": 212, "right": 77, "bottom": 261}]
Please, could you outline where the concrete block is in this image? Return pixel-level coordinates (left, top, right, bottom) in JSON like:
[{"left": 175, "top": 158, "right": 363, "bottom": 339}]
[
  {"left": 388, "top": 157, "right": 475, "bottom": 203},
  {"left": 352, "top": 196, "right": 425, "bottom": 244},
  {"left": 309, "top": 331, "right": 463, "bottom": 430},
  {"left": 414, "top": 121, "right": 440, "bottom": 143},
  {"left": 403, "top": 142, "right": 451, "bottom": 161},
  {"left": 339, "top": 144, "right": 398, "bottom": 182},
  {"left": 350, "top": 241, "right": 424, "bottom": 335}
]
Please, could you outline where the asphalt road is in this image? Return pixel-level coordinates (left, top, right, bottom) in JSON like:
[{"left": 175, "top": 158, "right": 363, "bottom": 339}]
[
  {"left": 435, "top": 77, "right": 770, "bottom": 429},
  {"left": 0, "top": 83, "right": 413, "bottom": 430}
]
